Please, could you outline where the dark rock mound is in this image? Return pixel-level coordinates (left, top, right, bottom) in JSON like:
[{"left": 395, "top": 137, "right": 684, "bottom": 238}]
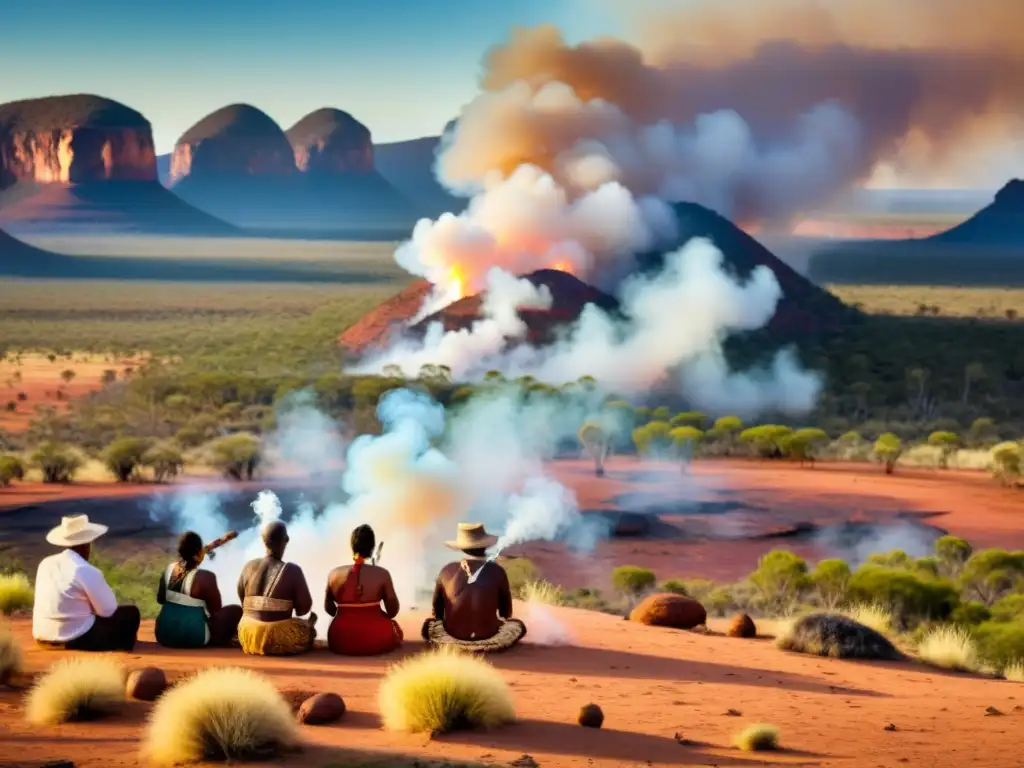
[
  {"left": 125, "top": 667, "right": 167, "bottom": 701},
  {"left": 287, "top": 108, "right": 373, "bottom": 175},
  {"left": 929, "top": 179, "right": 1024, "bottom": 247},
  {"left": 577, "top": 703, "right": 604, "bottom": 728},
  {"left": 297, "top": 692, "right": 346, "bottom": 725},
  {"left": 727, "top": 613, "right": 757, "bottom": 638},
  {"left": 338, "top": 280, "right": 434, "bottom": 353},
  {"left": 777, "top": 613, "right": 902, "bottom": 660},
  {"left": 640, "top": 202, "right": 853, "bottom": 336},
  {"left": 170, "top": 103, "right": 294, "bottom": 181},
  {"left": 629, "top": 593, "right": 707, "bottom": 629}
]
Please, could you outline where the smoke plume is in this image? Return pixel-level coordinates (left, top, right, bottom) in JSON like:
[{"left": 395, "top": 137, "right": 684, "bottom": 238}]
[
  {"left": 356, "top": 238, "right": 822, "bottom": 416},
  {"left": 444, "top": 1, "right": 1024, "bottom": 222}
]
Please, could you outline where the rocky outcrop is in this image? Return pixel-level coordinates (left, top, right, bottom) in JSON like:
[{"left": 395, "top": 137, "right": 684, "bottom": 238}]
[
  {"left": 628, "top": 594, "right": 707, "bottom": 629},
  {"left": 287, "top": 108, "right": 373, "bottom": 175},
  {"left": 929, "top": 178, "right": 1024, "bottom": 247},
  {"left": 169, "top": 104, "right": 295, "bottom": 183},
  {"left": 0, "top": 94, "right": 156, "bottom": 189}
]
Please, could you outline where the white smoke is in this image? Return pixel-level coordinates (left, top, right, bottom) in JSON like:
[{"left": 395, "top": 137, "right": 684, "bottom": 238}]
[
  {"left": 261, "top": 389, "right": 347, "bottom": 479},
  {"left": 354, "top": 237, "right": 822, "bottom": 416}
]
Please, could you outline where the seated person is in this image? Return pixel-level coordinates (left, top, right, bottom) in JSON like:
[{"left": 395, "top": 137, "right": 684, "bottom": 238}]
[
  {"left": 33, "top": 515, "right": 141, "bottom": 652},
  {"left": 236, "top": 520, "right": 317, "bottom": 656},
  {"left": 155, "top": 531, "right": 243, "bottom": 649},
  {"left": 325, "top": 524, "right": 403, "bottom": 656},
  {"left": 421, "top": 523, "right": 526, "bottom": 653}
]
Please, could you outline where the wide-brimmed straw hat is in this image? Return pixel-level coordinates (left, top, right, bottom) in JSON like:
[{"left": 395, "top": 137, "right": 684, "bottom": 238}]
[
  {"left": 445, "top": 522, "right": 498, "bottom": 552},
  {"left": 46, "top": 514, "right": 109, "bottom": 547}
]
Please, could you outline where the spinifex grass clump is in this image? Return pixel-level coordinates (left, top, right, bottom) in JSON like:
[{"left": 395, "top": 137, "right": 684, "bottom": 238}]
[{"left": 25, "top": 657, "right": 124, "bottom": 725}]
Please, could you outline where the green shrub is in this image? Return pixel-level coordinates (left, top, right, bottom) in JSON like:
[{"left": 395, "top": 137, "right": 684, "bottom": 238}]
[
  {"left": 990, "top": 594, "right": 1024, "bottom": 623},
  {"left": 207, "top": 433, "right": 261, "bottom": 481},
  {"left": 102, "top": 437, "right": 152, "bottom": 482},
  {"left": 658, "top": 579, "right": 689, "bottom": 596},
  {"left": 0, "top": 455, "right": 25, "bottom": 487},
  {"left": 927, "top": 431, "right": 960, "bottom": 468},
  {"left": 914, "top": 556, "right": 940, "bottom": 577},
  {"left": 934, "top": 536, "right": 973, "bottom": 576},
  {"left": 873, "top": 432, "right": 902, "bottom": 474},
  {"left": 951, "top": 601, "right": 992, "bottom": 626},
  {"left": 865, "top": 549, "right": 912, "bottom": 569},
  {"left": 749, "top": 550, "right": 809, "bottom": 608},
  {"left": 611, "top": 566, "right": 657, "bottom": 596},
  {"left": 670, "top": 411, "right": 706, "bottom": 429},
  {"left": 810, "top": 558, "right": 851, "bottom": 604},
  {"left": 974, "top": 620, "right": 1024, "bottom": 668},
  {"left": 958, "top": 549, "right": 1024, "bottom": 604},
  {"left": 632, "top": 421, "right": 672, "bottom": 456},
  {"left": 846, "top": 565, "right": 959, "bottom": 626},
  {"left": 143, "top": 442, "right": 185, "bottom": 483},
  {"left": 30, "top": 442, "right": 82, "bottom": 484},
  {"left": 703, "top": 586, "right": 736, "bottom": 617},
  {"left": 669, "top": 426, "right": 703, "bottom": 457},
  {"left": 0, "top": 573, "right": 33, "bottom": 615},
  {"left": 738, "top": 425, "right": 792, "bottom": 459},
  {"left": 780, "top": 428, "right": 828, "bottom": 464}
]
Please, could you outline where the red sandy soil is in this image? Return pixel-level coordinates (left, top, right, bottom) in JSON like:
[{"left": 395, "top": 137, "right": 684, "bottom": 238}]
[
  {"left": 2, "top": 607, "right": 1021, "bottom": 768},
  {"left": 0, "top": 354, "right": 145, "bottom": 433}
]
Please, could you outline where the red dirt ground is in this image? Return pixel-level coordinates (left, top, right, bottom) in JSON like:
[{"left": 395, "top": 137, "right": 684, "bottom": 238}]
[{"left": 2, "top": 607, "right": 1021, "bottom": 768}]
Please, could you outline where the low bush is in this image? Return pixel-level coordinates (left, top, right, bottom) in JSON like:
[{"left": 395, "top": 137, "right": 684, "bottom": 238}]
[
  {"left": 973, "top": 620, "right": 1024, "bottom": 669},
  {"left": 502, "top": 558, "right": 541, "bottom": 599},
  {"left": 611, "top": 566, "right": 657, "bottom": 596},
  {"left": 734, "top": 723, "right": 780, "bottom": 752},
  {"left": 0, "top": 573, "right": 33, "bottom": 615},
  {"left": 29, "top": 442, "right": 82, "bottom": 484},
  {"left": 845, "top": 565, "right": 959, "bottom": 626},
  {"left": 25, "top": 657, "right": 124, "bottom": 725},
  {"left": 842, "top": 603, "right": 892, "bottom": 635},
  {"left": 378, "top": 647, "right": 515, "bottom": 735},
  {"left": 0, "top": 455, "right": 25, "bottom": 487},
  {"left": 145, "top": 667, "right": 298, "bottom": 765},
  {"left": 102, "top": 437, "right": 151, "bottom": 482}
]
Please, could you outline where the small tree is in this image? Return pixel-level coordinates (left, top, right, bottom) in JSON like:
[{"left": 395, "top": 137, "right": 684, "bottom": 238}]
[
  {"left": 991, "top": 441, "right": 1021, "bottom": 485},
  {"left": 749, "top": 550, "right": 809, "bottom": 611},
  {"left": 957, "top": 549, "right": 1024, "bottom": 605},
  {"left": 30, "top": 442, "right": 82, "bottom": 484},
  {"left": 669, "top": 426, "right": 703, "bottom": 465},
  {"left": 739, "top": 425, "right": 792, "bottom": 459},
  {"left": 780, "top": 427, "right": 828, "bottom": 467},
  {"left": 934, "top": 536, "right": 973, "bottom": 577},
  {"left": 101, "top": 369, "right": 117, "bottom": 385},
  {"left": 670, "top": 411, "right": 707, "bottom": 430},
  {"left": 927, "top": 431, "right": 959, "bottom": 469},
  {"left": 102, "top": 437, "right": 152, "bottom": 482},
  {"left": 60, "top": 369, "right": 76, "bottom": 386},
  {"left": 810, "top": 558, "right": 851, "bottom": 606},
  {"left": 632, "top": 421, "right": 672, "bottom": 457},
  {"left": 578, "top": 420, "right": 611, "bottom": 477},
  {"left": 611, "top": 565, "right": 657, "bottom": 596},
  {"left": 706, "top": 415, "right": 743, "bottom": 455},
  {"left": 873, "top": 432, "right": 902, "bottom": 474},
  {"left": 0, "top": 455, "right": 25, "bottom": 487},
  {"left": 651, "top": 406, "right": 671, "bottom": 422},
  {"left": 208, "top": 433, "right": 261, "bottom": 481},
  {"left": 143, "top": 442, "right": 185, "bottom": 483}
]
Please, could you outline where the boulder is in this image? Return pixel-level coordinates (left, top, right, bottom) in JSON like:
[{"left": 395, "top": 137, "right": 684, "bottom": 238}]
[
  {"left": 727, "top": 613, "right": 757, "bottom": 638},
  {"left": 0, "top": 94, "right": 156, "bottom": 189},
  {"left": 577, "top": 703, "right": 604, "bottom": 729},
  {"left": 126, "top": 667, "right": 167, "bottom": 701},
  {"left": 286, "top": 108, "right": 373, "bottom": 175},
  {"left": 169, "top": 103, "right": 295, "bottom": 183},
  {"left": 297, "top": 692, "right": 346, "bottom": 725},
  {"left": 629, "top": 593, "right": 707, "bottom": 629}
]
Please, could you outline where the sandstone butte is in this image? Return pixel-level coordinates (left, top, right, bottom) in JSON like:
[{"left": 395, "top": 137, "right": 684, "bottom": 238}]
[
  {"left": 286, "top": 107, "right": 375, "bottom": 175},
  {"left": 0, "top": 94, "right": 157, "bottom": 189}
]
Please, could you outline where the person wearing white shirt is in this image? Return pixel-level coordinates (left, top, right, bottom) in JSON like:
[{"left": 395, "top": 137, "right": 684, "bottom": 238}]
[{"left": 33, "top": 514, "right": 141, "bottom": 652}]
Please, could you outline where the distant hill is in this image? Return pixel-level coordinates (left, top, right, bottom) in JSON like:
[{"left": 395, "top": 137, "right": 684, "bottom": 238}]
[
  {"left": 928, "top": 180, "right": 1024, "bottom": 247},
  {"left": 0, "top": 94, "right": 234, "bottom": 235},
  {"left": 373, "top": 134, "right": 466, "bottom": 219}
]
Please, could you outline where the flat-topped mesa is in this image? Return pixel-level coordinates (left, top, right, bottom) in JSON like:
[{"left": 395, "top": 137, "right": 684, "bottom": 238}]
[
  {"left": 169, "top": 103, "right": 296, "bottom": 183},
  {"left": 286, "top": 108, "right": 374, "bottom": 175},
  {"left": 0, "top": 94, "right": 157, "bottom": 189}
]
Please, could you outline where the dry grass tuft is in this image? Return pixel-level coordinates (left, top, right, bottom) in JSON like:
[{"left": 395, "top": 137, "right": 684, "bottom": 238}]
[
  {"left": 0, "top": 573, "right": 33, "bottom": 615},
  {"left": 734, "top": 723, "right": 780, "bottom": 752},
  {"left": 520, "top": 580, "right": 565, "bottom": 606},
  {"left": 378, "top": 646, "right": 515, "bottom": 735},
  {"left": 145, "top": 667, "right": 297, "bottom": 765},
  {"left": 0, "top": 620, "right": 22, "bottom": 685},
  {"left": 25, "top": 657, "right": 124, "bottom": 725},
  {"left": 1002, "top": 660, "right": 1024, "bottom": 682},
  {"left": 842, "top": 603, "right": 893, "bottom": 636},
  {"left": 776, "top": 613, "right": 902, "bottom": 660},
  {"left": 916, "top": 626, "right": 982, "bottom": 673}
]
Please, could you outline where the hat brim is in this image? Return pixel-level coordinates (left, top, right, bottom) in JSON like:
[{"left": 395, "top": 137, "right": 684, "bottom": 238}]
[
  {"left": 46, "top": 523, "right": 108, "bottom": 548},
  {"left": 445, "top": 535, "right": 498, "bottom": 551}
]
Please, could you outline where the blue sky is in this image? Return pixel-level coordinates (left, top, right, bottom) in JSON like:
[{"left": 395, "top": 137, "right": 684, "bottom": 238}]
[{"left": 0, "top": 0, "right": 623, "bottom": 153}]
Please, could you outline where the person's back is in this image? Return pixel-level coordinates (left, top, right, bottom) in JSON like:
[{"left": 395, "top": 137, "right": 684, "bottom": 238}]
[
  {"left": 33, "top": 549, "right": 115, "bottom": 643},
  {"left": 433, "top": 558, "right": 511, "bottom": 641},
  {"left": 236, "top": 520, "right": 317, "bottom": 656},
  {"left": 325, "top": 525, "right": 403, "bottom": 656}
]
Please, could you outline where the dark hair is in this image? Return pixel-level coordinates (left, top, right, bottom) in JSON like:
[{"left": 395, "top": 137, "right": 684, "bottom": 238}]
[
  {"left": 263, "top": 521, "right": 288, "bottom": 551},
  {"left": 463, "top": 548, "right": 487, "bottom": 558},
  {"left": 177, "top": 531, "right": 203, "bottom": 567},
  {"left": 351, "top": 524, "right": 376, "bottom": 559}
]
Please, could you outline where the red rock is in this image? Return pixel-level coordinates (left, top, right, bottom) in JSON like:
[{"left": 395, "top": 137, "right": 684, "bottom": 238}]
[
  {"left": 286, "top": 108, "right": 374, "bottom": 175},
  {"left": 727, "top": 613, "right": 757, "bottom": 638},
  {"left": 629, "top": 594, "right": 707, "bottom": 630},
  {"left": 297, "top": 692, "right": 346, "bottom": 725},
  {"left": 578, "top": 703, "right": 604, "bottom": 728},
  {"left": 126, "top": 667, "right": 166, "bottom": 701}
]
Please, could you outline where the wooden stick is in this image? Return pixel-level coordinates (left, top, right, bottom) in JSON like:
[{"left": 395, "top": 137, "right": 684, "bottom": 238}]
[{"left": 203, "top": 530, "right": 238, "bottom": 560}]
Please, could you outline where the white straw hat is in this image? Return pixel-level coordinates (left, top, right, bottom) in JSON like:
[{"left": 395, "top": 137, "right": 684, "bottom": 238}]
[
  {"left": 46, "top": 515, "right": 109, "bottom": 547},
  {"left": 445, "top": 522, "right": 498, "bottom": 552}
]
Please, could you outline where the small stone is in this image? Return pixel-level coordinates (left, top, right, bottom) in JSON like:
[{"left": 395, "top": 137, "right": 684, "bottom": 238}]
[
  {"left": 884, "top": 723, "right": 897, "bottom": 731},
  {"left": 674, "top": 731, "right": 693, "bottom": 745},
  {"left": 726, "top": 708, "right": 742, "bottom": 716},
  {"left": 126, "top": 667, "right": 167, "bottom": 701},
  {"left": 726, "top": 613, "right": 757, "bottom": 639},
  {"left": 578, "top": 703, "right": 604, "bottom": 729},
  {"left": 510, "top": 756, "right": 539, "bottom": 768},
  {"left": 985, "top": 706, "right": 1004, "bottom": 716},
  {"left": 297, "top": 692, "right": 346, "bottom": 725}
]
